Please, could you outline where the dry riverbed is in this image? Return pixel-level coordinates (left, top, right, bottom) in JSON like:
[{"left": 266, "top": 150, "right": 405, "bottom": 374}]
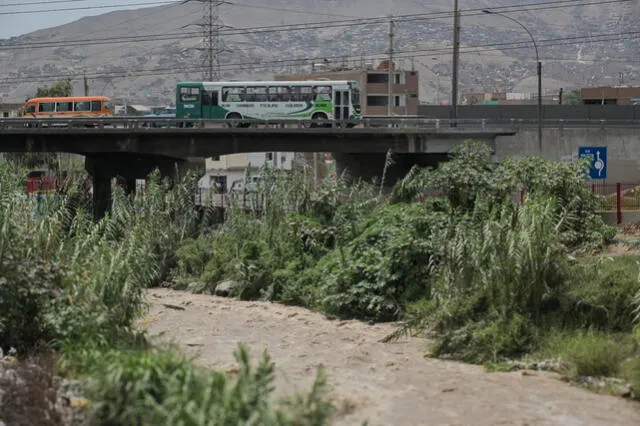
[{"left": 142, "top": 288, "right": 640, "bottom": 426}]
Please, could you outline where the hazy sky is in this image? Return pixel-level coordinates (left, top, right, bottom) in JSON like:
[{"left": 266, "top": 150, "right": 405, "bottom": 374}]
[{"left": 0, "top": 0, "right": 167, "bottom": 39}]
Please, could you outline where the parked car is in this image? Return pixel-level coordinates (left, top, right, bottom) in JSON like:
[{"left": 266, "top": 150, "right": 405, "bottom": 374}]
[
  {"left": 142, "top": 106, "right": 177, "bottom": 128},
  {"left": 229, "top": 176, "right": 261, "bottom": 193}
]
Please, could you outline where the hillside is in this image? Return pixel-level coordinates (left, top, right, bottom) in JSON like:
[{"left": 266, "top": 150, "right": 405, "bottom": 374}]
[{"left": 0, "top": 0, "right": 638, "bottom": 105}]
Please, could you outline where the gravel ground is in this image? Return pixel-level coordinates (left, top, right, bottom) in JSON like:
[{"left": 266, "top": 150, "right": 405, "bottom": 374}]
[{"left": 143, "top": 288, "right": 640, "bottom": 426}]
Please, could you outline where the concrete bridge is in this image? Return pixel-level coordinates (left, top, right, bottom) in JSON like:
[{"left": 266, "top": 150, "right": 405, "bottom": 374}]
[
  {"left": 0, "top": 117, "right": 513, "bottom": 157},
  {"left": 5, "top": 113, "right": 640, "bottom": 215},
  {"left": 0, "top": 116, "right": 515, "bottom": 217}
]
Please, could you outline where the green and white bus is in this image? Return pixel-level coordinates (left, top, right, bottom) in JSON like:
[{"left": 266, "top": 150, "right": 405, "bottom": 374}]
[{"left": 175, "top": 80, "right": 361, "bottom": 126}]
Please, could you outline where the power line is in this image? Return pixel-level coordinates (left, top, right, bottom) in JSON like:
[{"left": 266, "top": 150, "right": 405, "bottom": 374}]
[
  {"left": 0, "top": 1, "right": 176, "bottom": 15},
  {"left": 2, "top": 30, "right": 640, "bottom": 87},
  {"left": 0, "top": 0, "right": 634, "bottom": 88},
  {"left": 0, "top": 0, "right": 89, "bottom": 7},
  {"left": 228, "top": 1, "right": 361, "bottom": 19},
  {"left": 0, "top": 0, "right": 629, "bottom": 22},
  {"left": 0, "top": 0, "right": 92, "bottom": 7},
  {"left": 0, "top": 0, "right": 632, "bottom": 51},
  {"left": 3, "top": 24, "right": 638, "bottom": 59}
]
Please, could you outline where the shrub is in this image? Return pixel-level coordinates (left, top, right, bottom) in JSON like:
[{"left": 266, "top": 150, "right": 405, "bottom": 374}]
[
  {"left": 541, "top": 329, "right": 637, "bottom": 378},
  {"left": 389, "top": 197, "right": 567, "bottom": 362},
  {"left": 562, "top": 256, "right": 640, "bottom": 331},
  {"left": 64, "top": 344, "right": 334, "bottom": 426},
  {"left": 319, "top": 202, "right": 445, "bottom": 321},
  {"left": 0, "top": 258, "right": 67, "bottom": 353}
]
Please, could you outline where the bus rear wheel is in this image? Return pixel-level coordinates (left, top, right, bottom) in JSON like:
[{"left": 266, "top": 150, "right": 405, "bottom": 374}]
[{"left": 225, "top": 113, "right": 243, "bottom": 128}]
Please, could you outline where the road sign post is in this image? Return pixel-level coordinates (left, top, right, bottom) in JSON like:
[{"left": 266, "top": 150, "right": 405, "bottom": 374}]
[{"left": 578, "top": 146, "right": 607, "bottom": 180}]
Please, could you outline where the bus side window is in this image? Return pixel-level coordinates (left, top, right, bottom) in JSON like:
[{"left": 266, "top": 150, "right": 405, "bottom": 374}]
[
  {"left": 295, "top": 86, "right": 313, "bottom": 103},
  {"left": 247, "top": 86, "right": 267, "bottom": 102},
  {"left": 203, "top": 91, "right": 218, "bottom": 106},
  {"left": 290, "top": 87, "right": 301, "bottom": 102},
  {"left": 180, "top": 87, "right": 201, "bottom": 102},
  {"left": 222, "top": 87, "right": 244, "bottom": 102},
  {"left": 91, "top": 101, "right": 102, "bottom": 112},
  {"left": 75, "top": 101, "right": 91, "bottom": 112},
  {"left": 275, "top": 87, "right": 290, "bottom": 102},
  {"left": 313, "top": 86, "right": 331, "bottom": 102},
  {"left": 39, "top": 102, "right": 55, "bottom": 113},
  {"left": 56, "top": 102, "right": 73, "bottom": 112}
]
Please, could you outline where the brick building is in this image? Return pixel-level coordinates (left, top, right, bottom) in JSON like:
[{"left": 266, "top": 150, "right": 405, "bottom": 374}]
[
  {"left": 275, "top": 60, "right": 420, "bottom": 117},
  {"left": 580, "top": 87, "right": 640, "bottom": 105}
]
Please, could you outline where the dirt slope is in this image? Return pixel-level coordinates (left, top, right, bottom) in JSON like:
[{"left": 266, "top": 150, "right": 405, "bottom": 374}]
[{"left": 142, "top": 289, "right": 640, "bottom": 426}]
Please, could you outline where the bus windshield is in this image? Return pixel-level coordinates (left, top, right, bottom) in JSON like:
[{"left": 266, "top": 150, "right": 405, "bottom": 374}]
[{"left": 351, "top": 85, "right": 361, "bottom": 108}]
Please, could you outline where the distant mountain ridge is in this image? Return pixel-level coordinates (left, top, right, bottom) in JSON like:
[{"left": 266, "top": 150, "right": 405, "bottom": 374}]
[{"left": 0, "top": 0, "right": 638, "bottom": 105}]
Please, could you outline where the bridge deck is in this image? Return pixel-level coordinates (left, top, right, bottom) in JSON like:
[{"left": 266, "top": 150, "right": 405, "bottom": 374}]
[{"left": 0, "top": 118, "right": 515, "bottom": 157}]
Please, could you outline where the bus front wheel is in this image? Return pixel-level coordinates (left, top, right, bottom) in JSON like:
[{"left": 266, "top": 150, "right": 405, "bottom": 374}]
[{"left": 310, "top": 112, "right": 329, "bottom": 128}]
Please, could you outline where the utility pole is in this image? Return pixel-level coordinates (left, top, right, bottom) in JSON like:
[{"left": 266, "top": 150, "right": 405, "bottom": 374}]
[
  {"left": 451, "top": 0, "right": 461, "bottom": 126},
  {"left": 388, "top": 19, "right": 395, "bottom": 117},
  {"left": 194, "top": 0, "right": 226, "bottom": 81},
  {"left": 559, "top": 87, "right": 563, "bottom": 105},
  {"left": 83, "top": 71, "right": 89, "bottom": 96}
]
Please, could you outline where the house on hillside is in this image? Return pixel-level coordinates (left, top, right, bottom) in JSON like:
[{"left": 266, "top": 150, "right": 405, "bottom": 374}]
[{"left": 0, "top": 103, "right": 22, "bottom": 118}]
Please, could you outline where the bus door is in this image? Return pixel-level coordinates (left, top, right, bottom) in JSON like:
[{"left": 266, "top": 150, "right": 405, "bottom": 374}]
[
  {"left": 178, "top": 86, "right": 202, "bottom": 119},
  {"left": 334, "top": 89, "right": 350, "bottom": 121},
  {"left": 202, "top": 90, "right": 219, "bottom": 119}
]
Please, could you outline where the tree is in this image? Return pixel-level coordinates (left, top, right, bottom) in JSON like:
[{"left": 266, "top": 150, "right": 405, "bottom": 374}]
[
  {"left": 6, "top": 80, "right": 74, "bottom": 171},
  {"left": 35, "top": 79, "right": 73, "bottom": 98},
  {"left": 563, "top": 90, "right": 581, "bottom": 106}
]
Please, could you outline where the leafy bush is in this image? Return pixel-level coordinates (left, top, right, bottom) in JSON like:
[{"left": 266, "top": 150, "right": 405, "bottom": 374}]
[
  {"left": 0, "top": 258, "right": 67, "bottom": 353},
  {"left": 392, "top": 141, "right": 497, "bottom": 209},
  {"left": 541, "top": 330, "right": 637, "bottom": 378},
  {"left": 319, "top": 202, "right": 445, "bottom": 321},
  {"left": 389, "top": 197, "right": 567, "bottom": 361},
  {"left": 502, "top": 156, "right": 616, "bottom": 248},
  {"left": 64, "top": 344, "right": 334, "bottom": 426},
  {"left": 561, "top": 256, "right": 640, "bottom": 331},
  {"left": 392, "top": 142, "right": 615, "bottom": 249}
]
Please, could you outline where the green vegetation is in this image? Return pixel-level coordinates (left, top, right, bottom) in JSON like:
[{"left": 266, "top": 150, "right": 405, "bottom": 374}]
[
  {"left": 3, "top": 138, "right": 640, "bottom": 425},
  {"left": 35, "top": 79, "right": 74, "bottom": 98},
  {"left": 168, "top": 141, "right": 638, "bottom": 397},
  {"left": 0, "top": 165, "right": 334, "bottom": 425}
]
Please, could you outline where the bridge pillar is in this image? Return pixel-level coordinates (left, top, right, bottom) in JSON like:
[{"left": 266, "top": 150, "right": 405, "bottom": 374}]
[
  {"left": 333, "top": 153, "right": 449, "bottom": 188},
  {"left": 85, "top": 154, "right": 202, "bottom": 219}
]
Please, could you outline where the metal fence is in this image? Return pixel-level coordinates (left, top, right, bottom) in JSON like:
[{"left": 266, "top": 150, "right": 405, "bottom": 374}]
[
  {"left": 589, "top": 182, "right": 640, "bottom": 224},
  {"left": 518, "top": 182, "right": 640, "bottom": 225}
]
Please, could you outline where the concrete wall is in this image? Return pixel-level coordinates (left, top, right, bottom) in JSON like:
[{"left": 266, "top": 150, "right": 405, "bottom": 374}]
[
  {"left": 418, "top": 105, "right": 640, "bottom": 121},
  {"left": 495, "top": 127, "right": 640, "bottom": 183}
]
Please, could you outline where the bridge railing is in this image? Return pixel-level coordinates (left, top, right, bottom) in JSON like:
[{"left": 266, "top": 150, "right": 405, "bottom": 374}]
[
  {"left": 5, "top": 116, "right": 640, "bottom": 131},
  {"left": 0, "top": 116, "right": 529, "bottom": 130},
  {"left": 0, "top": 116, "right": 502, "bottom": 130}
]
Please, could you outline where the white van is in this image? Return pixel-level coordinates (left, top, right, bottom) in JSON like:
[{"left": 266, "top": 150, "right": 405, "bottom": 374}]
[{"left": 229, "top": 176, "right": 261, "bottom": 193}]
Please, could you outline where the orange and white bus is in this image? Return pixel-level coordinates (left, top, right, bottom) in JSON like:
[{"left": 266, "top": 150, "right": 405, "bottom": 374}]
[{"left": 19, "top": 96, "right": 114, "bottom": 118}]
